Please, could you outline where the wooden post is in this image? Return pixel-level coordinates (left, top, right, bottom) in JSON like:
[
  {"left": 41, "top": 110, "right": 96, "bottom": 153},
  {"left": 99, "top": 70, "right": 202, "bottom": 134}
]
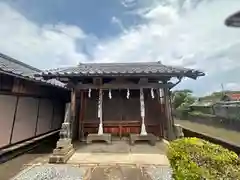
[
  {"left": 158, "top": 88, "right": 165, "bottom": 138},
  {"left": 70, "top": 88, "right": 76, "bottom": 140},
  {"left": 140, "top": 88, "right": 147, "bottom": 135},
  {"left": 79, "top": 90, "right": 84, "bottom": 140},
  {"left": 163, "top": 88, "right": 175, "bottom": 140}
]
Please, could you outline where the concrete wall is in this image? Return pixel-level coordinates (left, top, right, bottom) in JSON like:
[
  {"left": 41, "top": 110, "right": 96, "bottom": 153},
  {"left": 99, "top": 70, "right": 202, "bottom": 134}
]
[
  {"left": 213, "top": 104, "right": 240, "bottom": 119},
  {"left": 0, "top": 94, "right": 65, "bottom": 148},
  {"left": 183, "top": 114, "right": 240, "bottom": 132}
]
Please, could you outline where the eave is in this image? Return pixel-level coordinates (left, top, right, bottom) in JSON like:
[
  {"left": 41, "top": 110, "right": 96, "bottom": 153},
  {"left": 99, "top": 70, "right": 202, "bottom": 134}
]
[{"left": 225, "top": 11, "right": 240, "bottom": 27}]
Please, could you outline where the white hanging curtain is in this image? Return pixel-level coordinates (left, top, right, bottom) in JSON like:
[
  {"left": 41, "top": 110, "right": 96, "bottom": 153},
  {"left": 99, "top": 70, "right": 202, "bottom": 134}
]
[
  {"left": 127, "top": 89, "right": 130, "bottom": 99},
  {"left": 151, "top": 88, "right": 155, "bottom": 99},
  {"left": 97, "top": 89, "right": 103, "bottom": 135},
  {"left": 88, "top": 88, "right": 91, "bottom": 98},
  {"left": 140, "top": 88, "right": 147, "bottom": 135},
  {"left": 108, "top": 89, "right": 112, "bottom": 99}
]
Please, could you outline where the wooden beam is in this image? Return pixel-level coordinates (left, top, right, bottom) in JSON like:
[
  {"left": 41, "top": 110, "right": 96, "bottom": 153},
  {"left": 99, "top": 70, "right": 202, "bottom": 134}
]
[
  {"left": 74, "top": 82, "right": 174, "bottom": 90},
  {"left": 34, "top": 98, "right": 41, "bottom": 136},
  {"left": 93, "top": 77, "right": 102, "bottom": 86},
  {"left": 163, "top": 88, "right": 175, "bottom": 140},
  {"left": 50, "top": 100, "right": 55, "bottom": 130},
  {"left": 78, "top": 91, "right": 85, "bottom": 140},
  {"left": 139, "top": 78, "right": 148, "bottom": 84}
]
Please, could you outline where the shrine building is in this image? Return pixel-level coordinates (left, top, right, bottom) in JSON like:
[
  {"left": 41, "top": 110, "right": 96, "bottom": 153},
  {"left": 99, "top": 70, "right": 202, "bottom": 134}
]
[{"left": 40, "top": 61, "right": 204, "bottom": 145}]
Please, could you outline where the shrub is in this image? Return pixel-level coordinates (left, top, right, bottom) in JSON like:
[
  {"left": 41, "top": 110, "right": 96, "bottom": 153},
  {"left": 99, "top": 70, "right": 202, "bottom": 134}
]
[{"left": 167, "top": 137, "right": 240, "bottom": 180}]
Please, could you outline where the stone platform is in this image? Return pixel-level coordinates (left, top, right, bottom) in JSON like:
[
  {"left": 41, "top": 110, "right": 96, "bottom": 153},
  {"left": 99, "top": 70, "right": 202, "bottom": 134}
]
[
  {"left": 129, "top": 133, "right": 157, "bottom": 146},
  {"left": 86, "top": 133, "right": 112, "bottom": 144},
  {"left": 48, "top": 139, "right": 75, "bottom": 164},
  {"left": 68, "top": 140, "right": 168, "bottom": 165}
]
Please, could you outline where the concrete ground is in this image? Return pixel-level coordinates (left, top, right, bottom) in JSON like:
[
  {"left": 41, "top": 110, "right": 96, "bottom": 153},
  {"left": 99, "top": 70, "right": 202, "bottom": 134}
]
[
  {"left": 11, "top": 140, "right": 172, "bottom": 180},
  {"left": 69, "top": 140, "right": 169, "bottom": 166}
]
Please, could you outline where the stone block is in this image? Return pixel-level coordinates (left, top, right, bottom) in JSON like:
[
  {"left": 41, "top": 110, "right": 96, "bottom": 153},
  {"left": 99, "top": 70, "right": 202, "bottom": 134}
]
[
  {"left": 129, "top": 133, "right": 157, "bottom": 146},
  {"left": 174, "top": 124, "right": 184, "bottom": 138},
  {"left": 49, "top": 147, "right": 75, "bottom": 164},
  {"left": 49, "top": 139, "right": 75, "bottom": 164},
  {"left": 86, "top": 133, "right": 112, "bottom": 144}
]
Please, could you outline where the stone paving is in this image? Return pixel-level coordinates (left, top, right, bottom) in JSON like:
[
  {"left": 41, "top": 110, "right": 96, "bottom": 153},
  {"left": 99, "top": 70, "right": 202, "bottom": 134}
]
[
  {"left": 12, "top": 164, "right": 172, "bottom": 180},
  {"left": 11, "top": 140, "right": 172, "bottom": 180}
]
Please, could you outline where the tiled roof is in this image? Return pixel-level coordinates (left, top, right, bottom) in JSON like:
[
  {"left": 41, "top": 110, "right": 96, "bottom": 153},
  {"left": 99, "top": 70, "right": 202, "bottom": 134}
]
[
  {"left": 41, "top": 62, "right": 204, "bottom": 79},
  {"left": 225, "top": 11, "right": 240, "bottom": 27},
  {"left": 0, "top": 53, "right": 66, "bottom": 89},
  {"left": 225, "top": 93, "right": 240, "bottom": 101},
  {"left": 190, "top": 100, "right": 215, "bottom": 107}
]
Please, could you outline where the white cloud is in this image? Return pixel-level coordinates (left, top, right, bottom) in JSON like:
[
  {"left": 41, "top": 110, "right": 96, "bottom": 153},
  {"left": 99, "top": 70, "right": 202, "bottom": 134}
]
[
  {"left": 92, "top": 0, "right": 240, "bottom": 95},
  {"left": 94, "top": 0, "right": 240, "bottom": 73},
  {"left": 0, "top": 3, "right": 88, "bottom": 69},
  {"left": 224, "top": 83, "right": 240, "bottom": 91},
  {"left": 1, "top": 0, "right": 240, "bottom": 95}
]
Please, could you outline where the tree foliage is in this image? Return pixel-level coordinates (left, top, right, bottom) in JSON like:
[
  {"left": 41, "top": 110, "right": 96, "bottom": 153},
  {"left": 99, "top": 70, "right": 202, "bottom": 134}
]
[{"left": 171, "top": 89, "right": 195, "bottom": 109}]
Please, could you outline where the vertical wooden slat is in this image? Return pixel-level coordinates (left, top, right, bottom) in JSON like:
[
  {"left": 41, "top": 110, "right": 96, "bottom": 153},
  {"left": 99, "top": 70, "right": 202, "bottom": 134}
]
[
  {"left": 9, "top": 96, "right": 19, "bottom": 144},
  {"left": 83, "top": 91, "right": 87, "bottom": 136},
  {"left": 164, "top": 88, "right": 174, "bottom": 140},
  {"left": 50, "top": 100, "right": 55, "bottom": 130},
  {"left": 78, "top": 90, "right": 85, "bottom": 140},
  {"left": 70, "top": 88, "right": 76, "bottom": 139},
  {"left": 34, "top": 98, "right": 41, "bottom": 136}
]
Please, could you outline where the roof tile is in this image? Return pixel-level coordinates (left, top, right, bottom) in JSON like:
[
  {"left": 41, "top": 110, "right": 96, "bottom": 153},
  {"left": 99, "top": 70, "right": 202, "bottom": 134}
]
[
  {"left": 41, "top": 62, "right": 204, "bottom": 79},
  {"left": 0, "top": 53, "right": 66, "bottom": 89}
]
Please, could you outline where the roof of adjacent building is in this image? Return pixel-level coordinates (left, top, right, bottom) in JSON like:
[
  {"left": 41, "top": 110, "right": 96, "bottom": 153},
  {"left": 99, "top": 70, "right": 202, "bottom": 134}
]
[
  {"left": 40, "top": 61, "right": 204, "bottom": 79},
  {"left": 0, "top": 53, "right": 66, "bottom": 88},
  {"left": 224, "top": 93, "right": 240, "bottom": 101},
  {"left": 225, "top": 11, "right": 240, "bottom": 27},
  {"left": 190, "top": 100, "right": 215, "bottom": 107}
]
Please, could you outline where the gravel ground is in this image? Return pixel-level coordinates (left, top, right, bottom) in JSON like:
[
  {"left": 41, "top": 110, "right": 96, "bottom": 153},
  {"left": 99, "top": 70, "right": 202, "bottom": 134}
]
[
  {"left": 144, "top": 165, "right": 173, "bottom": 180},
  {"left": 11, "top": 164, "right": 173, "bottom": 180},
  {"left": 11, "top": 164, "right": 88, "bottom": 180}
]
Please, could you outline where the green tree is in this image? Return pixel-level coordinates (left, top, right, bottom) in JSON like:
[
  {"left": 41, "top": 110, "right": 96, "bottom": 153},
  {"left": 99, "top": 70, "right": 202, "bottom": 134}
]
[{"left": 172, "top": 89, "right": 195, "bottom": 109}]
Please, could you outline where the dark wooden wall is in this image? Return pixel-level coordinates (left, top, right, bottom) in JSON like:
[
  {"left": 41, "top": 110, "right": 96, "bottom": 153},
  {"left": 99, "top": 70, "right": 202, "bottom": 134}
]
[
  {"left": 80, "top": 89, "right": 165, "bottom": 137},
  {"left": 0, "top": 73, "right": 67, "bottom": 149}
]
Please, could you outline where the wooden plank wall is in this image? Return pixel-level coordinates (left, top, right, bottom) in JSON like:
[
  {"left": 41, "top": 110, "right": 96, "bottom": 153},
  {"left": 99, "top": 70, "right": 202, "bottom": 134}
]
[
  {"left": 81, "top": 89, "right": 165, "bottom": 137},
  {"left": 0, "top": 73, "right": 66, "bottom": 149}
]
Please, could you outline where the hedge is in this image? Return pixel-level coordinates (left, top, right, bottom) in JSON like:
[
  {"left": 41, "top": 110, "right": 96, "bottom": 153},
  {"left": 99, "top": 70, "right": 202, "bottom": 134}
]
[{"left": 167, "top": 138, "right": 240, "bottom": 180}]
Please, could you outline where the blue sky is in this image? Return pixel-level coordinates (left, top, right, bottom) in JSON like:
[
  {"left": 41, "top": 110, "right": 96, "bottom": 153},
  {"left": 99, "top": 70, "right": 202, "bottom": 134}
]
[{"left": 1, "top": 0, "right": 240, "bottom": 96}]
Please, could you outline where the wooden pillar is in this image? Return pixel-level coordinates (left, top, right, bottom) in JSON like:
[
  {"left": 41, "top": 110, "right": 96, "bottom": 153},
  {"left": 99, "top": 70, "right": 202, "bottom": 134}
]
[
  {"left": 97, "top": 89, "right": 103, "bottom": 135},
  {"left": 70, "top": 88, "right": 76, "bottom": 140},
  {"left": 158, "top": 88, "right": 165, "bottom": 138},
  {"left": 163, "top": 88, "right": 175, "bottom": 140},
  {"left": 79, "top": 90, "right": 86, "bottom": 140},
  {"left": 140, "top": 88, "right": 147, "bottom": 135}
]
